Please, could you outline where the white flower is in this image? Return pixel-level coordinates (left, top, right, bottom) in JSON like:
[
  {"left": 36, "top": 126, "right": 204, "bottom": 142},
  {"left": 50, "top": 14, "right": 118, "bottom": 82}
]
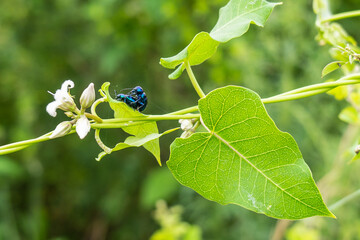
[
  {"left": 46, "top": 80, "right": 76, "bottom": 117},
  {"left": 49, "top": 121, "right": 73, "bottom": 139},
  {"left": 80, "top": 83, "right": 95, "bottom": 109},
  {"left": 76, "top": 115, "right": 91, "bottom": 139},
  {"left": 179, "top": 119, "right": 193, "bottom": 131}
]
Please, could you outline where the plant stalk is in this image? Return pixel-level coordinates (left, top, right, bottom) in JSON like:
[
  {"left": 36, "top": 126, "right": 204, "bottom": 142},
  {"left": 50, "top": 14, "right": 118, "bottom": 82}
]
[
  {"left": 185, "top": 61, "right": 206, "bottom": 98},
  {"left": 321, "top": 10, "right": 360, "bottom": 23},
  {"left": 101, "top": 114, "right": 200, "bottom": 124}
]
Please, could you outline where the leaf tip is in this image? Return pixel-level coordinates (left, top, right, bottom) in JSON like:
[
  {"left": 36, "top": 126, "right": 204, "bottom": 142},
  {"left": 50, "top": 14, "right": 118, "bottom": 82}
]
[
  {"left": 328, "top": 211, "right": 337, "bottom": 219},
  {"left": 168, "top": 64, "right": 185, "bottom": 80},
  {"left": 96, "top": 151, "right": 107, "bottom": 161},
  {"left": 159, "top": 58, "right": 166, "bottom": 66}
]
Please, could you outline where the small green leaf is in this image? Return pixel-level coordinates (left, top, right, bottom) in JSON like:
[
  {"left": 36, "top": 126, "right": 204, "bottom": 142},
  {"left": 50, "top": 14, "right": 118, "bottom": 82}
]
[
  {"left": 101, "top": 82, "right": 162, "bottom": 165},
  {"left": 329, "top": 48, "right": 349, "bottom": 62},
  {"left": 160, "top": 0, "right": 280, "bottom": 78},
  {"left": 167, "top": 86, "right": 334, "bottom": 219},
  {"left": 168, "top": 64, "right": 185, "bottom": 80},
  {"left": 338, "top": 106, "right": 359, "bottom": 124},
  {"left": 351, "top": 153, "right": 360, "bottom": 163},
  {"left": 112, "top": 128, "right": 178, "bottom": 152},
  {"left": 96, "top": 128, "right": 179, "bottom": 162},
  {"left": 321, "top": 61, "right": 345, "bottom": 78},
  {"left": 160, "top": 32, "right": 220, "bottom": 71},
  {"left": 210, "top": 0, "right": 281, "bottom": 42}
]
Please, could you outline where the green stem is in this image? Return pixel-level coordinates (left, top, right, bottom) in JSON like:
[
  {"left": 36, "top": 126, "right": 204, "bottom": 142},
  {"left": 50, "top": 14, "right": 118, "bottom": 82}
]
[
  {"left": 263, "top": 89, "right": 330, "bottom": 104},
  {"left": 0, "top": 133, "right": 51, "bottom": 151},
  {"left": 94, "top": 129, "right": 111, "bottom": 153},
  {"left": 263, "top": 77, "right": 360, "bottom": 104},
  {"left": 90, "top": 97, "right": 106, "bottom": 119},
  {"left": 91, "top": 121, "right": 148, "bottom": 129},
  {"left": 169, "top": 105, "right": 199, "bottom": 115},
  {"left": 101, "top": 114, "right": 200, "bottom": 124},
  {"left": 321, "top": 10, "right": 360, "bottom": 23},
  {"left": 0, "top": 145, "right": 30, "bottom": 155},
  {"left": 185, "top": 61, "right": 206, "bottom": 98},
  {"left": 0, "top": 130, "right": 76, "bottom": 153},
  {"left": 275, "top": 78, "right": 360, "bottom": 97},
  {"left": 329, "top": 188, "right": 360, "bottom": 211},
  {"left": 84, "top": 112, "right": 103, "bottom": 123}
]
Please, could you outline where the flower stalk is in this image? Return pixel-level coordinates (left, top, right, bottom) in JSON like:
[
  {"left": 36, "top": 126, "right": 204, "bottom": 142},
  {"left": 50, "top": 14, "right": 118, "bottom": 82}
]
[
  {"left": 185, "top": 61, "right": 206, "bottom": 99},
  {"left": 321, "top": 10, "right": 360, "bottom": 23}
]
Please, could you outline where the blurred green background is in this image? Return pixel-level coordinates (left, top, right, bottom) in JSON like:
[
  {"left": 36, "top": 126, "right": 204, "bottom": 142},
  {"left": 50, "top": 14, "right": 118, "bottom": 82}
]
[{"left": 0, "top": 0, "right": 360, "bottom": 239}]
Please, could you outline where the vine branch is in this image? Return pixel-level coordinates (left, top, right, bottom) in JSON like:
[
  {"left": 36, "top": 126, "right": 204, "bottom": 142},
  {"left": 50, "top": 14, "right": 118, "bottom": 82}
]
[
  {"left": 185, "top": 61, "right": 206, "bottom": 98},
  {"left": 321, "top": 10, "right": 360, "bottom": 23}
]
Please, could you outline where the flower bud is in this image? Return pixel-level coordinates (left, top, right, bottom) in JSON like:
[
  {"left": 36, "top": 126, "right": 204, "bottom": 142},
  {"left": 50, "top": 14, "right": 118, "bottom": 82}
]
[
  {"left": 64, "top": 111, "right": 74, "bottom": 118},
  {"left": 49, "top": 121, "right": 73, "bottom": 139},
  {"left": 179, "top": 119, "right": 193, "bottom": 131},
  {"left": 76, "top": 115, "right": 91, "bottom": 139},
  {"left": 355, "top": 145, "right": 360, "bottom": 154},
  {"left": 80, "top": 83, "right": 95, "bottom": 109}
]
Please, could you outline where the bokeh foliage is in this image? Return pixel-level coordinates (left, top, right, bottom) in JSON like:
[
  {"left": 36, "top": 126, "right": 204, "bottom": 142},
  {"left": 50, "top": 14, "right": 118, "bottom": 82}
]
[{"left": 0, "top": 0, "right": 359, "bottom": 239}]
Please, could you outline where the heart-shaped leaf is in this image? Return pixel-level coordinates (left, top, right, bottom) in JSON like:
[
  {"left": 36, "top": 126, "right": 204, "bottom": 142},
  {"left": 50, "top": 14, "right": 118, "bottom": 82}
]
[
  {"left": 167, "top": 86, "right": 334, "bottom": 219},
  {"left": 210, "top": 0, "right": 281, "bottom": 42}
]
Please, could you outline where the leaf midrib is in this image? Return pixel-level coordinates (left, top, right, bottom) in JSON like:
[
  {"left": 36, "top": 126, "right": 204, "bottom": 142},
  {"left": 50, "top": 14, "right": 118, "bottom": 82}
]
[{"left": 209, "top": 129, "right": 328, "bottom": 215}]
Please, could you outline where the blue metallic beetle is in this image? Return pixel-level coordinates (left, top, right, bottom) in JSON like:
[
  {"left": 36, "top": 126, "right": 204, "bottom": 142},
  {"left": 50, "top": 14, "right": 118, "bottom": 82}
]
[{"left": 115, "top": 86, "right": 147, "bottom": 112}]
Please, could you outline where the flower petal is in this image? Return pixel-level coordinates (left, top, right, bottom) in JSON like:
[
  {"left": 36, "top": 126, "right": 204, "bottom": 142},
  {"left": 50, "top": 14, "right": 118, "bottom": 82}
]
[
  {"left": 47, "top": 80, "right": 76, "bottom": 116},
  {"left": 76, "top": 115, "right": 91, "bottom": 139},
  {"left": 61, "top": 80, "right": 75, "bottom": 92},
  {"left": 54, "top": 88, "right": 76, "bottom": 112},
  {"left": 46, "top": 101, "right": 60, "bottom": 117}
]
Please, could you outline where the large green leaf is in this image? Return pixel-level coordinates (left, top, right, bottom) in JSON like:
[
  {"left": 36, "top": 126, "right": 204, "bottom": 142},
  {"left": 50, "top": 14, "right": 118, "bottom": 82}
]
[
  {"left": 101, "top": 82, "right": 162, "bottom": 165},
  {"left": 167, "top": 86, "right": 334, "bottom": 219},
  {"left": 210, "top": 0, "right": 281, "bottom": 42}
]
